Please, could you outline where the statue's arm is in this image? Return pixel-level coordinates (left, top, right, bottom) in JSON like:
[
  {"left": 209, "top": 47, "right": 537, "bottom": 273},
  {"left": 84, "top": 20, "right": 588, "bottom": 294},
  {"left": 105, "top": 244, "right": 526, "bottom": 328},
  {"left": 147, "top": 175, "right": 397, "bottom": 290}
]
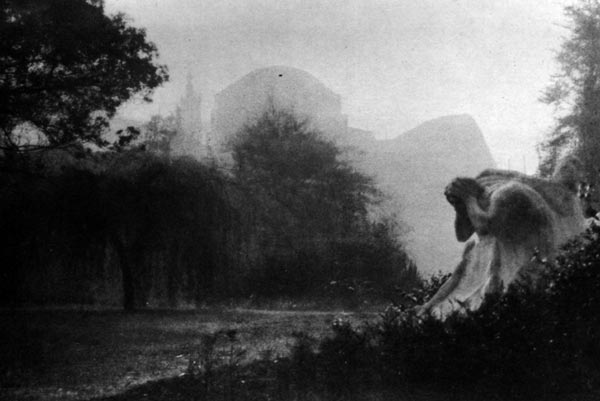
[{"left": 453, "top": 201, "right": 475, "bottom": 242}]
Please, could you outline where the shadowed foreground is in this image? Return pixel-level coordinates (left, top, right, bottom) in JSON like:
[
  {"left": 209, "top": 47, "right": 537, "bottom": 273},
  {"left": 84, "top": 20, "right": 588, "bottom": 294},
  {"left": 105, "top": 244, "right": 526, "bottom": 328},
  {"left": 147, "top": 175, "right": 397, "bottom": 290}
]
[
  {"left": 0, "top": 308, "right": 370, "bottom": 401},
  {"left": 3, "top": 305, "right": 600, "bottom": 401}
]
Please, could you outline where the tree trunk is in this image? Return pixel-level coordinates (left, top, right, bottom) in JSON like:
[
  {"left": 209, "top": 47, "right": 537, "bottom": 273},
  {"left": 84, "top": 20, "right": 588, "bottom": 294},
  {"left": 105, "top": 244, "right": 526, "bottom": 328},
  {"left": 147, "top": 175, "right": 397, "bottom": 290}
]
[
  {"left": 113, "top": 238, "right": 136, "bottom": 311},
  {"left": 195, "top": 246, "right": 215, "bottom": 305},
  {"left": 167, "top": 241, "right": 180, "bottom": 308}
]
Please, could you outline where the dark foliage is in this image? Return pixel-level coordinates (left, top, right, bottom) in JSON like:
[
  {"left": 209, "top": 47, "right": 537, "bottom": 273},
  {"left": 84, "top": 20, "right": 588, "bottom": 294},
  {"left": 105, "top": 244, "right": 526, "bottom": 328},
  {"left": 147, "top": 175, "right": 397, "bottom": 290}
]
[
  {"left": 540, "top": 0, "right": 600, "bottom": 182},
  {"left": 0, "top": 0, "right": 168, "bottom": 152},
  {"left": 0, "top": 149, "right": 232, "bottom": 309},
  {"left": 230, "top": 108, "right": 420, "bottom": 305}
]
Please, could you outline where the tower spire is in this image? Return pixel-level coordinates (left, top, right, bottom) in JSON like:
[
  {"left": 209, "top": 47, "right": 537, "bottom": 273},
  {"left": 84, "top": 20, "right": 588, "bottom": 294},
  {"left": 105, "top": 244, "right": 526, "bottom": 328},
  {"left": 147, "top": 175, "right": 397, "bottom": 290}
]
[{"left": 171, "top": 71, "right": 206, "bottom": 158}]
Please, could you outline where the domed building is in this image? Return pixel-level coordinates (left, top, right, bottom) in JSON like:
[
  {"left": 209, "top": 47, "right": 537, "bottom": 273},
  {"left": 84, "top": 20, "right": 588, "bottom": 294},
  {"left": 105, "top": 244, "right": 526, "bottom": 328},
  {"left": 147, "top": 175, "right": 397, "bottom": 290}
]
[{"left": 211, "top": 66, "right": 350, "bottom": 149}]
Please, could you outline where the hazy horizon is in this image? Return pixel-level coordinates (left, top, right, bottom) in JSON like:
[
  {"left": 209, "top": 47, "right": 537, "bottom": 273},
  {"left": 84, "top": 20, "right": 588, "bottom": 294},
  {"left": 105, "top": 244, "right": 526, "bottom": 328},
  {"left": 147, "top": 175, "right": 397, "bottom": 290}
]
[{"left": 105, "top": 0, "right": 573, "bottom": 173}]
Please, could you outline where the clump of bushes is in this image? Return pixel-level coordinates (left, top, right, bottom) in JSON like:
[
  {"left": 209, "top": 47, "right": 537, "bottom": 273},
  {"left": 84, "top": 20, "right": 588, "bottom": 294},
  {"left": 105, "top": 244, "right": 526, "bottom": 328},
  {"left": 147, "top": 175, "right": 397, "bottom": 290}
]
[{"left": 285, "top": 225, "right": 600, "bottom": 399}]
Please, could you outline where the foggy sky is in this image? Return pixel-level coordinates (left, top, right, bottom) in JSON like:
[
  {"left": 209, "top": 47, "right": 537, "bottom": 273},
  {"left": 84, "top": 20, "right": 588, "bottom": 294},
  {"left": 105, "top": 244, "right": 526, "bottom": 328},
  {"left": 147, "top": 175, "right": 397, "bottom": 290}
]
[{"left": 105, "top": 0, "right": 572, "bottom": 172}]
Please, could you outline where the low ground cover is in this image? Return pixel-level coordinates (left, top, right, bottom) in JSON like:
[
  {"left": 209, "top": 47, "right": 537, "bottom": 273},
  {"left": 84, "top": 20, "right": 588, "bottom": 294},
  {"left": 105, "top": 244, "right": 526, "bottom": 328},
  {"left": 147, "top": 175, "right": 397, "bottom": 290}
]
[{"left": 0, "top": 308, "right": 371, "bottom": 400}]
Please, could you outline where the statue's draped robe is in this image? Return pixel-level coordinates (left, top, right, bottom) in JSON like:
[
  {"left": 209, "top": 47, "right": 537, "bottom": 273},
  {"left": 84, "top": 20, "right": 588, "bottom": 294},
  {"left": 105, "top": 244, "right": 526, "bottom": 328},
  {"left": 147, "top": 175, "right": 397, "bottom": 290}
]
[{"left": 421, "top": 171, "right": 587, "bottom": 318}]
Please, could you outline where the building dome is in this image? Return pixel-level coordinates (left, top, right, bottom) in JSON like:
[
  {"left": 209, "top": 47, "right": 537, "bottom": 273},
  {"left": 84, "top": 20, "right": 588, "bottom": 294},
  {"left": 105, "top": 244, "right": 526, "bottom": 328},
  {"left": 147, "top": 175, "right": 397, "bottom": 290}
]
[{"left": 211, "top": 66, "right": 348, "bottom": 148}]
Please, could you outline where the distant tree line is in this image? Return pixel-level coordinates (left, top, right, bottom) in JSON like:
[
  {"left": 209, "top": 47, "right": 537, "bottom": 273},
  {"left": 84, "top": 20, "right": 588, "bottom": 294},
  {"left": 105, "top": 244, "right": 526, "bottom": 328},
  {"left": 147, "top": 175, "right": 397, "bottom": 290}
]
[{"left": 0, "top": 109, "right": 419, "bottom": 309}]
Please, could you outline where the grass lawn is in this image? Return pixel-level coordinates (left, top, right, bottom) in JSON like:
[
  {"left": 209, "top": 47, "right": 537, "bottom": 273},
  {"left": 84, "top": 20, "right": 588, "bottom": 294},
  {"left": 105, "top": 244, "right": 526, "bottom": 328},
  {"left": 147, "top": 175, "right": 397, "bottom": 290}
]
[{"left": 0, "top": 307, "right": 373, "bottom": 401}]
